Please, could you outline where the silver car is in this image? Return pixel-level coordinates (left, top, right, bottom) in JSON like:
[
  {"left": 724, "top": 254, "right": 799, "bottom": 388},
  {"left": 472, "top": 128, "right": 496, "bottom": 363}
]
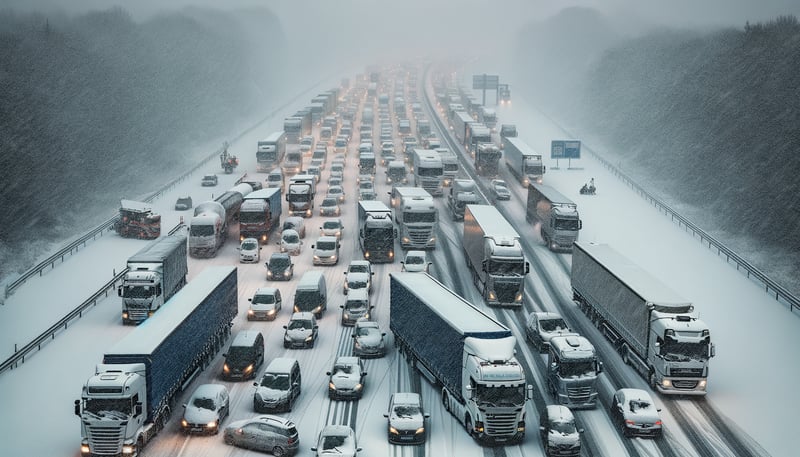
[
  {"left": 525, "top": 312, "right": 577, "bottom": 352},
  {"left": 311, "top": 425, "right": 360, "bottom": 457},
  {"left": 283, "top": 312, "right": 318, "bottom": 349},
  {"left": 223, "top": 414, "right": 299, "bottom": 456},
  {"left": 610, "top": 388, "right": 663, "bottom": 438},
  {"left": 326, "top": 356, "right": 367, "bottom": 400},
  {"left": 384, "top": 392, "right": 429, "bottom": 444},
  {"left": 181, "top": 384, "right": 229, "bottom": 435},
  {"left": 352, "top": 318, "right": 386, "bottom": 358}
]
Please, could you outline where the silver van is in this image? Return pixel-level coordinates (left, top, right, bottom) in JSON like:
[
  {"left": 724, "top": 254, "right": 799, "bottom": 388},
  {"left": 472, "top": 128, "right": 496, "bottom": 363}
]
[
  {"left": 294, "top": 270, "right": 327, "bottom": 318},
  {"left": 253, "top": 357, "right": 302, "bottom": 413}
]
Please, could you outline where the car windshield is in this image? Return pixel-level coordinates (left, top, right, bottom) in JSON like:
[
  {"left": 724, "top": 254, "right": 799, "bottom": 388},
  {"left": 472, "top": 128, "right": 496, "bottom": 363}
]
[
  {"left": 540, "top": 318, "right": 568, "bottom": 332},
  {"left": 559, "top": 359, "right": 596, "bottom": 378},
  {"left": 288, "top": 319, "right": 312, "bottom": 330},
  {"left": 333, "top": 363, "right": 353, "bottom": 375},
  {"left": 393, "top": 405, "right": 421, "bottom": 418},
  {"left": 324, "top": 221, "right": 341, "bottom": 230},
  {"left": 356, "top": 326, "right": 378, "bottom": 337},
  {"left": 323, "top": 199, "right": 337, "bottom": 206},
  {"left": 242, "top": 241, "right": 258, "bottom": 250},
  {"left": 253, "top": 292, "right": 276, "bottom": 304},
  {"left": 260, "top": 373, "right": 290, "bottom": 390},
  {"left": 192, "top": 397, "right": 216, "bottom": 410},
  {"left": 550, "top": 420, "right": 577, "bottom": 435},
  {"left": 329, "top": 187, "right": 342, "bottom": 194},
  {"left": 322, "top": 434, "right": 349, "bottom": 450},
  {"left": 317, "top": 241, "right": 336, "bottom": 250},
  {"left": 346, "top": 300, "right": 368, "bottom": 311},
  {"left": 283, "top": 234, "right": 299, "bottom": 243},
  {"left": 271, "top": 256, "right": 290, "bottom": 267},
  {"left": 349, "top": 264, "right": 368, "bottom": 273}
]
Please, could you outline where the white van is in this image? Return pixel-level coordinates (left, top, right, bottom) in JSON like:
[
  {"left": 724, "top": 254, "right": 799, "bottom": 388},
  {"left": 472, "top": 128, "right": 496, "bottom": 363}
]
[
  {"left": 294, "top": 271, "right": 328, "bottom": 318},
  {"left": 267, "top": 168, "right": 284, "bottom": 193}
]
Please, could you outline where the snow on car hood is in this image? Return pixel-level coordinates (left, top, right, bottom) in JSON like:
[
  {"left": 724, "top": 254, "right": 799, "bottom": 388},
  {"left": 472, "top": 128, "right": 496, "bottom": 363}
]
[
  {"left": 255, "top": 386, "right": 288, "bottom": 402},
  {"left": 286, "top": 328, "right": 312, "bottom": 341},
  {"left": 183, "top": 405, "right": 218, "bottom": 424}
]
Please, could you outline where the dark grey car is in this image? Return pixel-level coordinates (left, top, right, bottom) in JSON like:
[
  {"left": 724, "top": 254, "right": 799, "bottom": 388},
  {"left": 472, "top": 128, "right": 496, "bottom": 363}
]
[{"left": 223, "top": 415, "right": 299, "bottom": 456}]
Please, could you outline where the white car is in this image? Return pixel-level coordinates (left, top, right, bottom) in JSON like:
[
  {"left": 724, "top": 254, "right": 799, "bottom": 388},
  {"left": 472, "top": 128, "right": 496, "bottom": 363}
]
[
  {"left": 238, "top": 237, "right": 261, "bottom": 263},
  {"left": 279, "top": 229, "right": 303, "bottom": 256},
  {"left": 327, "top": 185, "right": 346, "bottom": 203},
  {"left": 247, "top": 287, "right": 282, "bottom": 321},
  {"left": 181, "top": 384, "right": 229, "bottom": 435},
  {"left": 401, "top": 250, "right": 430, "bottom": 273},
  {"left": 321, "top": 218, "right": 344, "bottom": 238},
  {"left": 312, "top": 236, "right": 340, "bottom": 266},
  {"left": 282, "top": 216, "right": 305, "bottom": 238},
  {"left": 312, "top": 425, "right": 361, "bottom": 457},
  {"left": 343, "top": 260, "right": 373, "bottom": 294},
  {"left": 610, "top": 388, "right": 663, "bottom": 438},
  {"left": 490, "top": 179, "right": 512, "bottom": 201}
]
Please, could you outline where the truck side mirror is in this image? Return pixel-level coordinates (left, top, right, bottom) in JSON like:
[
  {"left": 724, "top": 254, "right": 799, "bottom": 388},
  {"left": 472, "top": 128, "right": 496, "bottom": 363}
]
[
  {"left": 74, "top": 399, "right": 80, "bottom": 416},
  {"left": 135, "top": 403, "right": 142, "bottom": 416},
  {"left": 117, "top": 287, "right": 122, "bottom": 297},
  {"left": 579, "top": 221, "right": 583, "bottom": 229},
  {"left": 710, "top": 344, "right": 716, "bottom": 358},
  {"left": 596, "top": 361, "right": 604, "bottom": 374},
  {"left": 525, "top": 262, "right": 530, "bottom": 274},
  {"left": 526, "top": 384, "right": 534, "bottom": 400}
]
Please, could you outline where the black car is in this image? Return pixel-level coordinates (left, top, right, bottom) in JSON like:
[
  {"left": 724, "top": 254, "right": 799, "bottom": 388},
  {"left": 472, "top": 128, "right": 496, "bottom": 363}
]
[
  {"left": 266, "top": 252, "right": 294, "bottom": 281},
  {"left": 174, "top": 196, "right": 193, "bottom": 211}
]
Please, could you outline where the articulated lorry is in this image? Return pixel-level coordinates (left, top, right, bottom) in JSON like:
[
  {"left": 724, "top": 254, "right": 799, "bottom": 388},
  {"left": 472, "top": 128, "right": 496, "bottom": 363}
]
[
  {"left": 463, "top": 205, "right": 529, "bottom": 306},
  {"left": 239, "top": 187, "right": 282, "bottom": 242},
  {"left": 256, "top": 131, "right": 287, "bottom": 172},
  {"left": 286, "top": 174, "right": 316, "bottom": 218},
  {"left": 119, "top": 232, "right": 188, "bottom": 325},
  {"left": 411, "top": 148, "right": 443, "bottom": 197},
  {"left": 452, "top": 111, "right": 474, "bottom": 144},
  {"left": 76, "top": 266, "right": 238, "bottom": 457},
  {"left": 572, "top": 242, "right": 715, "bottom": 395},
  {"left": 546, "top": 334, "right": 603, "bottom": 409},
  {"left": 391, "top": 187, "right": 437, "bottom": 250},
  {"left": 447, "top": 179, "right": 480, "bottom": 221},
  {"left": 188, "top": 201, "right": 225, "bottom": 258},
  {"left": 390, "top": 273, "right": 531, "bottom": 445},
  {"left": 526, "top": 183, "right": 582, "bottom": 251},
  {"left": 115, "top": 200, "right": 161, "bottom": 240},
  {"left": 474, "top": 143, "right": 502, "bottom": 177},
  {"left": 437, "top": 148, "right": 459, "bottom": 187},
  {"left": 282, "top": 144, "right": 303, "bottom": 176},
  {"left": 503, "top": 137, "right": 545, "bottom": 186},
  {"left": 357, "top": 200, "right": 396, "bottom": 263}
]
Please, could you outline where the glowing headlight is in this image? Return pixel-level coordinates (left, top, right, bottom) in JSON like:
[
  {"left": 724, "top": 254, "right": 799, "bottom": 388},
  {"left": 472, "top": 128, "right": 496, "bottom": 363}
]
[
  {"left": 415, "top": 427, "right": 425, "bottom": 434},
  {"left": 244, "top": 364, "right": 254, "bottom": 374},
  {"left": 389, "top": 426, "right": 399, "bottom": 435},
  {"left": 206, "top": 421, "right": 217, "bottom": 429},
  {"left": 329, "top": 382, "right": 336, "bottom": 391},
  {"left": 354, "top": 383, "right": 363, "bottom": 391},
  {"left": 661, "top": 379, "right": 672, "bottom": 388},
  {"left": 223, "top": 364, "right": 230, "bottom": 373},
  {"left": 122, "top": 444, "right": 135, "bottom": 455},
  {"left": 305, "top": 335, "right": 314, "bottom": 342}
]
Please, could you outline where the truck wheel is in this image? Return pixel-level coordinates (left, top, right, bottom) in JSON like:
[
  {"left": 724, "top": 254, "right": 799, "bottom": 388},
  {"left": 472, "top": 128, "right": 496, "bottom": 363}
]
[{"left": 649, "top": 371, "right": 658, "bottom": 390}]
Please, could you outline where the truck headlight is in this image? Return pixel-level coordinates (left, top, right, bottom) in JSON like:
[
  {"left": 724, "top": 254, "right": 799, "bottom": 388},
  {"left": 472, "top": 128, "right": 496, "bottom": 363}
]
[
  {"left": 244, "top": 364, "right": 254, "bottom": 374},
  {"left": 80, "top": 444, "right": 91, "bottom": 455},
  {"left": 698, "top": 379, "right": 707, "bottom": 389},
  {"left": 661, "top": 379, "right": 672, "bottom": 388},
  {"left": 223, "top": 363, "right": 230, "bottom": 373},
  {"left": 488, "top": 291, "right": 497, "bottom": 300},
  {"left": 515, "top": 292, "right": 523, "bottom": 303},
  {"left": 248, "top": 310, "right": 255, "bottom": 316},
  {"left": 181, "top": 419, "right": 188, "bottom": 427},
  {"left": 122, "top": 444, "right": 135, "bottom": 455},
  {"left": 266, "top": 271, "right": 273, "bottom": 278}
]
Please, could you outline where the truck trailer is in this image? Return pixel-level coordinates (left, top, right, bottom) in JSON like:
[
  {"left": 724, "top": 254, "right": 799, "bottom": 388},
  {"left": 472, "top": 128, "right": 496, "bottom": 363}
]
[
  {"left": 526, "top": 183, "right": 582, "bottom": 251},
  {"left": 474, "top": 143, "right": 502, "bottom": 177},
  {"left": 76, "top": 266, "right": 238, "bottom": 457},
  {"left": 390, "top": 273, "right": 531, "bottom": 445},
  {"left": 452, "top": 111, "right": 474, "bottom": 144},
  {"left": 572, "top": 242, "right": 715, "bottom": 395},
  {"left": 239, "top": 187, "right": 282, "bottom": 242},
  {"left": 118, "top": 232, "right": 188, "bottom": 324},
  {"left": 503, "top": 137, "right": 545, "bottom": 186},
  {"left": 357, "top": 200, "right": 396, "bottom": 263},
  {"left": 463, "top": 205, "right": 529, "bottom": 306}
]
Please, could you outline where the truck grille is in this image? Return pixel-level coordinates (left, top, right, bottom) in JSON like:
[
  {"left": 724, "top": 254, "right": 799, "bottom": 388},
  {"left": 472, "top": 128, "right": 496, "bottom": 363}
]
[
  {"left": 408, "top": 229, "right": 431, "bottom": 246},
  {"left": 484, "top": 412, "right": 518, "bottom": 436},
  {"left": 495, "top": 285, "right": 519, "bottom": 304},
  {"left": 567, "top": 386, "right": 593, "bottom": 402},
  {"left": 87, "top": 425, "right": 124, "bottom": 455},
  {"left": 672, "top": 380, "right": 699, "bottom": 390},
  {"left": 671, "top": 368, "right": 704, "bottom": 376},
  {"left": 126, "top": 305, "right": 149, "bottom": 321}
]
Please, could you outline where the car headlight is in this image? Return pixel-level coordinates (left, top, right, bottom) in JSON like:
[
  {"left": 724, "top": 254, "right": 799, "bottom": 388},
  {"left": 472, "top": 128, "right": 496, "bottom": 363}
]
[
  {"left": 305, "top": 335, "right": 314, "bottom": 342},
  {"left": 266, "top": 271, "right": 273, "bottom": 278},
  {"left": 247, "top": 310, "right": 255, "bottom": 316},
  {"left": 181, "top": 419, "right": 188, "bottom": 427},
  {"left": 354, "top": 383, "right": 363, "bottom": 391},
  {"left": 314, "top": 255, "right": 320, "bottom": 261},
  {"left": 354, "top": 340, "right": 361, "bottom": 349},
  {"left": 244, "top": 364, "right": 254, "bottom": 374},
  {"left": 329, "top": 382, "right": 336, "bottom": 391},
  {"left": 223, "top": 363, "right": 230, "bottom": 373},
  {"left": 284, "top": 270, "right": 290, "bottom": 277},
  {"left": 415, "top": 427, "right": 425, "bottom": 434},
  {"left": 206, "top": 421, "right": 218, "bottom": 429},
  {"left": 389, "top": 426, "right": 399, "bottom": 435}
]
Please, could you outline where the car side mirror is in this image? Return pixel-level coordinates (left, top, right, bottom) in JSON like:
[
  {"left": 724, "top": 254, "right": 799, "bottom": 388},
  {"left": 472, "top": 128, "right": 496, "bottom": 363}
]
[
  {"left": 382, "top": 332, "right": 386, "bottom": 336},
  {"left": 383, "top": 413, "right": 389, "bottom": 418},
  {"left": 362, "top": 372, "right": 367, "bottom": 376},
  {"left": 182, "top": 403, "right": 187, "bottom": 408},
  {"left": 356, "top": 448, "right": 362, "bottom": 453},
  {"left": 253, "top": 382, "right": 259, "bottom": 387},
  {"left": 578, "top": 428, "right": 585, "bottom": 433},
  {"left": 340, "top": 305, "right": 344, "bottom": 309},
  {"left": 314, "top": 325, "right": 319, "bottom": 329},
  {"left": 248, "top": 298, "right": 253, "bottom": 302},
  {"left": 282, "top": 325, "right": 287, "bottom": 329},
  {"left": 325, "top": 372, "right": 331, "bottom": 376},
  {"left": 74, "top": 400, "right": 80, "bottom": 416}
]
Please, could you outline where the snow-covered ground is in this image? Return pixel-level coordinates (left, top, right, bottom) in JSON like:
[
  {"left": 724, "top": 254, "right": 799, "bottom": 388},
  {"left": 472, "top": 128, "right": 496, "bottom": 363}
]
[{"left": 0, "top": 68, "right": 797, "bottom": 457}]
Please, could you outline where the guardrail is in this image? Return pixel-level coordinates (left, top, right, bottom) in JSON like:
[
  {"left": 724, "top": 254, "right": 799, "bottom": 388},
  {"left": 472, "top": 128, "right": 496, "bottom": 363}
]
[
  {"left": 428, "top": 67, "right": 798, "bottom": 313},
  {"left": 587, "top": 148, "right": 799, "bottom": 312},
  {"left": 0, "top": 268, "right": 128, "bottom": 374}
]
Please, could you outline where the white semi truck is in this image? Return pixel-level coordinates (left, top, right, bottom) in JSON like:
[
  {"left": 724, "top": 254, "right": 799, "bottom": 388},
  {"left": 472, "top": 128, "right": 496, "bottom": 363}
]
[
  {"left": 118, "top": 232, "right": 188, "bottom": 325},
  {"left": 447, "top": 178, "right": 480, "bottom": 221},
  {"left": 411, "top": 148, "right": 443, "bottom": 197},
  {"left": 286, "top": 174, "right": 316, "bottom": 218},
  {"left": 526, "top": 183, "right": 582, "bottom": 251},
  {"left": 546, "top": 335, "right": 603, "bottom": 409},
  {"left": 463, "top": 205, "right": 529, "bottom": 306},
  {"left": 391, "top": 186, "right": 437, "bottom": 250},
  {"left": 390, "top": 273, "right": 531, "bottom": 445},
  {"left": 572, "top": 242, "right": 715, "bottom": 395},
  {"left": 76, "top": 266, "right": 238, "bottom": 457},
  {"left": 503, "top": 136, "right": 545, "bottom": 186}
]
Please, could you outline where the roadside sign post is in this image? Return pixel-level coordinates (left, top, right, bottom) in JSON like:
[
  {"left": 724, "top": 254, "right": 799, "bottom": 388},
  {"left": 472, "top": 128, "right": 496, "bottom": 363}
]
[
  {"left": 550, "top": 140, "right": 582, "bottom": 169},
  {"left": 473, "top": 74, "right": 499, "bottom": 106}
]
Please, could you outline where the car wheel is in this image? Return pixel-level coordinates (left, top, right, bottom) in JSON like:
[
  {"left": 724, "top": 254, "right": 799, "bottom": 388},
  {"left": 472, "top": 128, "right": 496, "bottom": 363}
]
[
  {"left": 272, "top": 446, "right": 286, "bottom": 457},
  {"left": 224, "top": 434, "right": 234, "bottom": 445}
]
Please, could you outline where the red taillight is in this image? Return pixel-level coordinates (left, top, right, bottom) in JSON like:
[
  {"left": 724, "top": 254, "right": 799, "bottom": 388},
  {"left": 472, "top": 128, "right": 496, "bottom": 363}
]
[
  {"left": 655, "top": 420, "right": 662, "bottom": 426},
  {"left": 287, "top": 436, "right": 296, "bottom": 444},
  {"left": 625, "top": 420, "right": 636, "bottom": 425}
]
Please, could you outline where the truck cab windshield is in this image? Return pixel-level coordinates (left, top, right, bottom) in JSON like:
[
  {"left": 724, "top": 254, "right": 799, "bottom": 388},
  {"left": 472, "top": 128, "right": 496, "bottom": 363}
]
[
  {"left": 418, "top": 167, "right": 443, "bottom": 177},
  {"left": 122, "top": 285, "right": 154, "bottom": 299},
  {"left": 474, "top": 384, "right": 525, "bottom": 406},
  {"left": 85, "top": 398, "right": 132, "bottom": 415},
  {"left": 190, "top": 225, "right": 215, "bottom": 236},
  {"left": 554, "top": 218, "right": 580, "bottom": 231},
  {"left": 487, "top": 259, "right": 525, "bottom": 275},
  {"left": 660, "top": 340, "right": 710, "bottom": 361},
  {"left": 404, "top": 212, "right": 435, "bottom": 223},
  {"left": 559, "top": 359, "right": 596, "bottom": 378}
]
